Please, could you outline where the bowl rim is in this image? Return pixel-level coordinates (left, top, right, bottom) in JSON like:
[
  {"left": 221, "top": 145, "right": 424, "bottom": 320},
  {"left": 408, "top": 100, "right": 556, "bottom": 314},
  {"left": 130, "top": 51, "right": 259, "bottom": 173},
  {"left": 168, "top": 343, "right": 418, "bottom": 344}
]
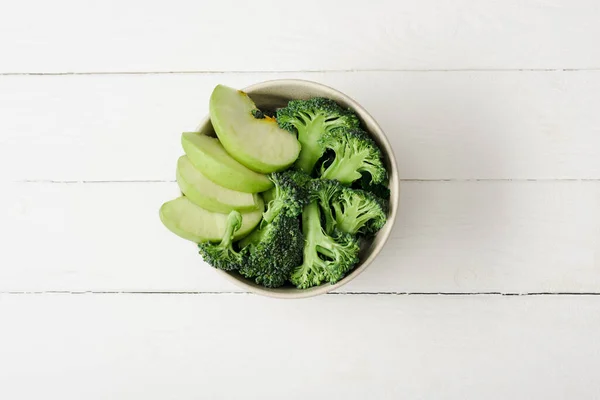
[{"left": 196, "top": 79, "right": 400, "bottom": 299}]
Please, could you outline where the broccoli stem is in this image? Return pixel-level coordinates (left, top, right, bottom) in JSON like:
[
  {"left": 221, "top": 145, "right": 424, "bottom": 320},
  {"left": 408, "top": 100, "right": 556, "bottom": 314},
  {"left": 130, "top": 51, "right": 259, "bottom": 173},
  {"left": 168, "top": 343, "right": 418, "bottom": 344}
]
[
  {"left": 333, "top": 201, "right": 371, "bottom": 234},
  {"left": 320, "top": 203, "right": 336, "bottom": 235},
  {"left": 262, "top": 185, "right": 282, "bottom": 224},
  {"left": 321, "top": 156, "right": 363, "bottom": 184},
  {"left": 295, "top": 118, "right": 326, "bottom": 173},
  {"left": 303, "top": 202, "right": 335, "bottom": 258},
  {"left": 221, "top": 211, "right": 242, "bottom": 248},
  {"left": 295, "top": 147, "right": 321, "bottom": 173},
  {"left": 302, "top": 201, "right": 320, "bottom": 242},
  {"left": 299, "top": 202, "right": 328, "bottom": 274}
]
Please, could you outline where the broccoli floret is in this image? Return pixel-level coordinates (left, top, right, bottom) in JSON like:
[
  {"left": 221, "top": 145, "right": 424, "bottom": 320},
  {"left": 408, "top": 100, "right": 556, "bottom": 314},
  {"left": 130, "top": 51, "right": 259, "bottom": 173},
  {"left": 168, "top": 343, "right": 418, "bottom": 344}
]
[
  {"left": 354, "top": 173, "right": 391, "bottom": 200},
  {"left": 251, "top": 109, "right": 265, "bottom": 119},
  {"left": 290, "top": 202, "right": 360, "bottom": 289},
  {"left": 262, "top": 170, "right": 311, "bottom": 224},
  {"left": 319, "top": 128, "right": 387, "bottom": 185},
  {"left": 239, "top": 214, "right": 304, "bottom": 288},
  {"left": 332, "top": 188, "right": 387, "bottom": 235},
  {"left": 251, "top": 108, "right": 277, "bottom": 119},
  {"left": 237, "top": 170, "right": 310, "bottom": 288},
  {"left": 308, "top": 178, "right": 342, "bottom": 234},
  {"left": 310, "top": 179, "right": 387, "bottom": 235},
  {"left": 277, "top": 98, "right": 360, "bottom": 174},
  {"left": 198, "top": 211, "right": 247, "bottom": 271}
]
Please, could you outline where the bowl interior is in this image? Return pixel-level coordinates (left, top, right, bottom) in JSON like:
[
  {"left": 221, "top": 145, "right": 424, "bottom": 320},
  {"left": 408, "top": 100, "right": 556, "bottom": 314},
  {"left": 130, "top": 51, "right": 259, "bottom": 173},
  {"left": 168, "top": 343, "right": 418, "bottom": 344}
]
[{"left": 197, "top": 79, "right": 399, "bottom": 299}]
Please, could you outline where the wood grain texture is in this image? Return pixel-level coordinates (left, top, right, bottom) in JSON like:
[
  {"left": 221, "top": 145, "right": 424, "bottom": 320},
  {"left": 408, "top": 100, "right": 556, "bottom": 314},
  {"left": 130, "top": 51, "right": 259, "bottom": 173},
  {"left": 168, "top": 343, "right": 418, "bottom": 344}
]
[
  {"left": 1, "top": 71, "right": 600, "bottom": 182},
  {"left": 3, "top": 1, "right": 599, "bottom": 396},
  {"left": 0, "top": 0, "right": 599, "bottom": 73},
  {"left": 1, "top": 293, "right": 599, "bottom": 400},
  {"left": 1, "top": 181, "right": 598, "bottom": 293}
]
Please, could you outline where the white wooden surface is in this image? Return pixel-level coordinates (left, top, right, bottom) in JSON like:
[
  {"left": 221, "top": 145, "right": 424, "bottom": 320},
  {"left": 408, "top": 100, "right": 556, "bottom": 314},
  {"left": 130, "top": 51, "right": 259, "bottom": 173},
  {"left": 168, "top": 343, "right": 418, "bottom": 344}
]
[
  {"left": 1, "top": 181, "right": 599, "bottom": 293},
  {"left": 1, "top": 1, "right": 600, "bottom": 399},
  {"left": 1, "top": 294, "right": 600, "bottom": 400},
  {"left": 2, "top": 71, "right": 600, "bottom": 181},
  {"left": 1, "top": 0, "right": 600, "bottom": 72}
]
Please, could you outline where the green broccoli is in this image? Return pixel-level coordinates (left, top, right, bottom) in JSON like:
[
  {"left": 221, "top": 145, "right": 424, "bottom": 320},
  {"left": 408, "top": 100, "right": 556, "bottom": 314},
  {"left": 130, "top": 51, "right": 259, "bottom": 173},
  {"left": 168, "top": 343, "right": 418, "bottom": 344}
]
[
  {"left": 277, "top": 98, "right": 360, "bottom": 174},
  {"left": 262, "top": 170, "right": 312, "bottom": 224},
  {"left": 198, "top": 211, "right": 247, "bottom": 271},
  {"left": 332, "top": 188, "right": 387, "bottom": 235},
  {"left": 290, "top": 202, "right": 360, "bottom": 289},
  {"left": 251, "top": 108, "right": 276, "bottom": 119},
  {"left": 354, "top": 173, "right": 391, "bottom": 200},
  {"left": 319, "top": 128, "right": 387, "bottom": 185},
  {"left": 236, "top": 170, "right": 310, "bottom": 287},
  {"left": 310, "top": 179, "right": 387, "bottom": 235},
  {"left": 308, "top": 178, "right": 342, "bottom": 234},
  {"left": 239, "top": 214, "right": 304, "bottom": 288}
]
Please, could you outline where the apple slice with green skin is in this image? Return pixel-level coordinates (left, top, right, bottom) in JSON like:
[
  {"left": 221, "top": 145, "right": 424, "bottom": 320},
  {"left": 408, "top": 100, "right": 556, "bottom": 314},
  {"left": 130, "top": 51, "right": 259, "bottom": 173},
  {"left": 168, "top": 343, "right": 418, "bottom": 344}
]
[
  {"left": 176, "top": 155, "right": 261, "bottom": 213},
  {"left": 159, "top": 196, "right": 264, "bottom": 243},
  {"left": 181, "top": 132, "right": 272, "bottom": 193},
  {"left": 209, "top": 85, "right": 301, "bottom": 173}
]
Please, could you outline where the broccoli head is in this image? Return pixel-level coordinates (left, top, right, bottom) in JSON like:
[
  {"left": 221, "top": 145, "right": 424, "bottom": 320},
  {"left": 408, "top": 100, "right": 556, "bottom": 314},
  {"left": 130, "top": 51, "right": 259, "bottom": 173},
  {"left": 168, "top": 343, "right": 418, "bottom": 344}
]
[
  {"left": 239, "top": 214, "right": 304, "bottom": 288},
  {"left": 310, "top": 179, "right": 387, "bottom": 236},
  {"left": 237, "top": 170, "right": 309, "bottom": 287},
  {"left": 290, "top": 202, "right": 360, "bottom": 289},
  {"left": 332, "top": 188, "right": 387, "bottom": 235},
  {"left": 319, "top": 128, "right": 387, "bottom": 185},
  {"left": 198, "top": 211, "right": 247, "bottom": 271},
  {"left": 277, "top": 98, "right": 360, "bottom": 174},
  {"left": 262, "top": 170, "right": 311, "bottom": 224}
]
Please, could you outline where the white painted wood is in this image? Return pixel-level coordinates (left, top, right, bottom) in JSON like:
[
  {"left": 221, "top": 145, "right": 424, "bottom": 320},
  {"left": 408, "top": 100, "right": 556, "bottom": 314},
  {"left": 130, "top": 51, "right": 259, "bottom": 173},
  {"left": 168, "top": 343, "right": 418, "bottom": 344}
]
[
  {"left": 1, "top": 181, "right": 598, "bottom": 293},
  {"left": 1, "top": 71, "right": 600, "bottom": 182},
  {"left": 2, "top": 1, "right": 598, "bottom": 395},
  {"left": 0, "top": 293, "right": 599, "bottom": 400},
  {"left": 1, "top": 0, "right": 599, "bottom": 73}
]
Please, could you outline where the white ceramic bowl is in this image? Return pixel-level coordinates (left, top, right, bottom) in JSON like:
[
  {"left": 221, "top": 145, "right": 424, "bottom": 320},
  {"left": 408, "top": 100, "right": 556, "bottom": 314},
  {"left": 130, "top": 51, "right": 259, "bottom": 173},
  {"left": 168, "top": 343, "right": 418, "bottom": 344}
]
[{"left": 196, "top": 79, "right": 399, "bottom": 299}]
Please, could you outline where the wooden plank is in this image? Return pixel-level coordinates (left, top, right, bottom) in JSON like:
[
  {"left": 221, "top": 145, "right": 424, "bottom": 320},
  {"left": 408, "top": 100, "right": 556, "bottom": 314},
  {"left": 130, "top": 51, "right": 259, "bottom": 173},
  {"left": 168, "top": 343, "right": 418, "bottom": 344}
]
[
  {"left": 0, "top": 293, "right": 599, "bottom": 399},
  {"left": 1, "top": 71, "right": 600, "bottom": 181},
  {"left": 1, "top": 181, "right": 598, "bottom": 293},
  {"left": 1, "top": 0, "right": 599, "bottom": 72}
]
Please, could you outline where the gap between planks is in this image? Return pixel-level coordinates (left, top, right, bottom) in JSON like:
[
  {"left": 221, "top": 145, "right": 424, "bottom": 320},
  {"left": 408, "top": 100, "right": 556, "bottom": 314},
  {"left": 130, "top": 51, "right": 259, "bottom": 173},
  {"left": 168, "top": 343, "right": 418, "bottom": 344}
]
[
  {"left": 14, "top": 179, "right": 600, "bottom": 184},
  {"left": 1, "top": 68, "right": 600, "bottom": 76},
  {"left": 2, "top": 291, "right": 600, "bottom": 296}
]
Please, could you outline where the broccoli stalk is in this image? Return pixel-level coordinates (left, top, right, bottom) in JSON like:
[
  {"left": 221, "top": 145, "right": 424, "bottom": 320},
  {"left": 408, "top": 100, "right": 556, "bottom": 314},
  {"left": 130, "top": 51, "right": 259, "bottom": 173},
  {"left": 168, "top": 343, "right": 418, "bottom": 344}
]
[
  {"left": 333, "top": 188, "right": 387, "bottom": 235},
  {"left": 319, "top": 129, "right": 387, "bottom": 185},
  {"left": 309, "top": 178, "right": 342, "bottom": 234},
  {"left": 239, "top": 214, "right": 304, "bottom": 288},
  {"left": 198, "top": 211, "right": 247, "bottom": 271},
  {"left": 277, "top": 98, "right": 360, "bottom": 174},
  {"left": 290, "top": 202, "right": 360, "bottom": 289},
  {"left": 262, "top": 170, "right": 311, "bottom": 225}
]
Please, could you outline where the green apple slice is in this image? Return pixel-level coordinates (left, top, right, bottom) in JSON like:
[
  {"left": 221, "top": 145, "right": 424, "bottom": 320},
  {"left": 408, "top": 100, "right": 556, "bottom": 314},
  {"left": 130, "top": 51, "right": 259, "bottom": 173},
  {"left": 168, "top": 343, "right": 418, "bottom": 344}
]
[
  {"left": 209, "top": 85, "right": 301, "bottom": 173},
  {"left": 181, "top": 132, "right": 272, "bottom": 193},
  {"left": 176, "top": 155, "right": 261, "bottom": 213},
  {"left": 159, "top": 196, "right": 264, "bottom": 243}
]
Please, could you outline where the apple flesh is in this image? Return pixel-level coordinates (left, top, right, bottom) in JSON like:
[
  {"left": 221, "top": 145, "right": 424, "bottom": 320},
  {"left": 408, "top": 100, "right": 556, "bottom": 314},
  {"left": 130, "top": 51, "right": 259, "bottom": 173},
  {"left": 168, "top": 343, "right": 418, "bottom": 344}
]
[
  {"left": 176, "top": 155, "right": 261, "bottom": 213},
  {"left": 159, "top": 196, "right": 264, "bottom": 243},
  {"left": 209, "top": 85, "right": 300, "bottom": 173},
  {"left": 181, "top": 132, "right": 273, "bottom": 193}
]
